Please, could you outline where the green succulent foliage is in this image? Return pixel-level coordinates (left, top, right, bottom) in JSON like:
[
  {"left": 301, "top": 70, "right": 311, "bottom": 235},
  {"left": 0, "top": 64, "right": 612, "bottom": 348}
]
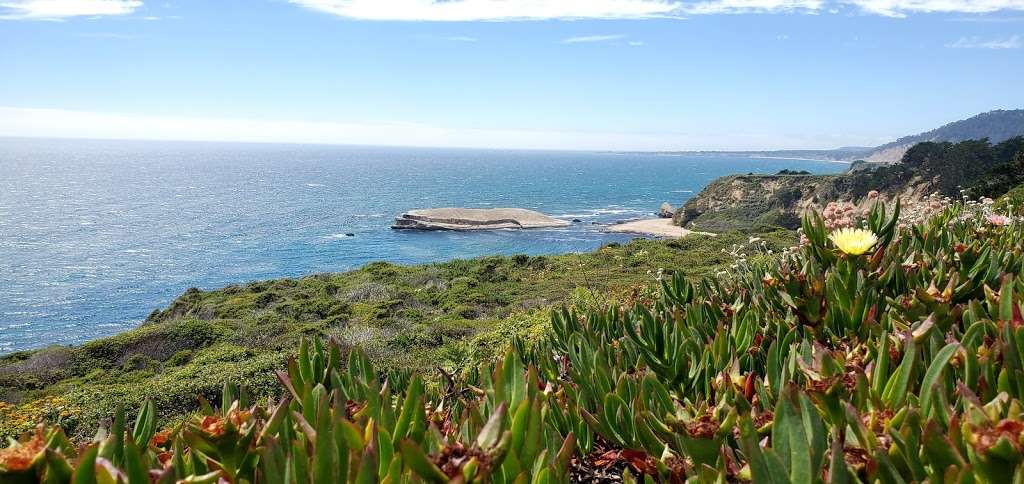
[{"left": 4, "top": 200, "right": 1024, "bottom": 483}]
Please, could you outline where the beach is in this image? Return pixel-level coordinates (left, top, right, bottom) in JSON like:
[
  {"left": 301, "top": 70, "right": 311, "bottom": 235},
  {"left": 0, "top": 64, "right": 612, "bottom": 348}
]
[{"left": 606, "top": 218, "right": 706, "bottom": 237}]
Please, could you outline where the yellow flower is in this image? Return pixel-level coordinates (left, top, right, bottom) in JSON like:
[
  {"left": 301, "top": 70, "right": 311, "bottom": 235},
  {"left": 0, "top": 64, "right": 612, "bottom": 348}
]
[{"left": 829, "top": 228, "right": 878, "bottom": 255}]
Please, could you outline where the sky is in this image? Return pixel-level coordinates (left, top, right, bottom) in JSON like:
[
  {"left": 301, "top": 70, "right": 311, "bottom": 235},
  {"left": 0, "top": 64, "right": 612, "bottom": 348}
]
[{"left": 0, "top": 0, "right": 1022, "bottom": 151}]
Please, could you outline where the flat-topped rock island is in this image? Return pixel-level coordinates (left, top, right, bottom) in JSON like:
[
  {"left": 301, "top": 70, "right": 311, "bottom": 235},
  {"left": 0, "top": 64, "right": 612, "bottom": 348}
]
[{"left": 392, "top": 207, "right": 571, "bottom": 231}]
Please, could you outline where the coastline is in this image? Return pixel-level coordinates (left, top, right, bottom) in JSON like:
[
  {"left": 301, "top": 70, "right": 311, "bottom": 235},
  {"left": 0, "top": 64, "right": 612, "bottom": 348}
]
[
  {"left": 749, "top": 155, "right": 853, "bottom": 164},
  {"left": 606, "top": 218, "right": 710, "bottom": 237}
]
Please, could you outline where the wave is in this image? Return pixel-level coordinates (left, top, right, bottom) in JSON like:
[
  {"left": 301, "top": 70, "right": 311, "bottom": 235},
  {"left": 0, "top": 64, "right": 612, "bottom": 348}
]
[{"left": 555, "top": 207, "right": 646, "bottom": 219}]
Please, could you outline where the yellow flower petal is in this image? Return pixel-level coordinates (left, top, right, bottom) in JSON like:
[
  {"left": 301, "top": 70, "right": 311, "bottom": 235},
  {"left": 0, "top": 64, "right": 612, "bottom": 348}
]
[{"left": 828, "top": 228, "right": 878, "bottom": 255}]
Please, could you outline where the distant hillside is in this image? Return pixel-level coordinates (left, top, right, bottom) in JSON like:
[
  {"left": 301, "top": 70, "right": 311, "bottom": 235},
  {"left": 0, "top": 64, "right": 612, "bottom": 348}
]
[
  {"left": 861, "top": 109, "right": 1024, "bottom": 163},
  {"left": 655, "top": 109, "right": 1024, "bottom": 164},
  {"left": 655, "top": 147, "right": 871, "bottom": 162}
]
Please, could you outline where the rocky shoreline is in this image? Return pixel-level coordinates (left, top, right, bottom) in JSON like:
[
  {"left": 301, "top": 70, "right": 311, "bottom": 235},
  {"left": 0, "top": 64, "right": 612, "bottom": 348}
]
[{"left": 392, "top": 208, "right": 570, "bottom": 231}]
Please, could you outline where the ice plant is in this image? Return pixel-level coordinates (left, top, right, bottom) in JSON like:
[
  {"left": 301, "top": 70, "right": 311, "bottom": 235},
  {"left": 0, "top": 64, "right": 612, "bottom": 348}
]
[
  {"left": 0, "top": 427, "right": 45, "bottom": 473},
  {"left": 828, "top": 227, "right": 878, "bottom": 255},
  {"left": 987, "top": 214, "right": 1012, "bottom": 226},
  {"left": 6, "top": 198, "right": 1024, "bottom": 483}
]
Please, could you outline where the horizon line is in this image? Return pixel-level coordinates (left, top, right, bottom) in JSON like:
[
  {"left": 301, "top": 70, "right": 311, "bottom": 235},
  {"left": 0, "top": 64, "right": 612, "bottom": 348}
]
[{"left": 0, "top": 134, "right": 868, "bottom": 156}]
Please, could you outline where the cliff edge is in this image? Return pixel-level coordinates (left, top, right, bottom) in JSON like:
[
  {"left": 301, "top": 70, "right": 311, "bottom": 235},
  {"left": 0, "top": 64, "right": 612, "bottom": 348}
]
[{"left": 675, "top": 136, "right": 1024, "bottom": 232}]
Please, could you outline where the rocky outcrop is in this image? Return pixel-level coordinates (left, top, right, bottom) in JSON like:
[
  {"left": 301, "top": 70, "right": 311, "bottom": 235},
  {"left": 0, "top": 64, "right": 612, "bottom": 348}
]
[
  {"left": 861, "top": 144, "right": 912, "bottom": 164},
  {"left": 672, "top": 174, "right": 849, "bottom": 231},
  {"left": 672, "top": 136, "right": 1024, "bottom": 232},
  {"left": 392, "top": 208, "right": 570, "bottom": 231},
  {"left": 658, "top": 202, "right": 675, "bottom": 218}
]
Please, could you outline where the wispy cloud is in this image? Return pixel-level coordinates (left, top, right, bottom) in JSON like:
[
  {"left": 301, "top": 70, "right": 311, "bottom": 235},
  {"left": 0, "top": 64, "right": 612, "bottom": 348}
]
[
  {"left": 0, "top": 0, "right": 142, "bottom": 20},
  {"left": 946, "top": 34, "right": 1022, "bottom": 48},
  {"left": 444, "top": 35, "right": 477, "bottom": 42},
  {"left": 848, "top": 0, "right": 1024, "bottom": 18},
  {"left": 628, "top": 40, "right": 646, "bottom": 46},
  {"left": 561, "top": 34, "right": 626, "bottom": 44},
  {"left": 681, "top": 0, "right": 822, "bottom": 15},
  {"left": 289, "top": 0, "right": 684, "bottom": 21},
  {"left": 289, "top": 0, "right": 1024, "bottom": 20}
]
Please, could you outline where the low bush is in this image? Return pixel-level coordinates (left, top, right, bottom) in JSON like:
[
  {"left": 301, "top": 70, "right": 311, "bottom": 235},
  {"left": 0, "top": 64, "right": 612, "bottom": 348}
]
[
  {"left": 0, "top": 231, "right": 789, "bottom": 446},
  {"left": 6, "top": 200, "right": 1024, "bottom": 482}
]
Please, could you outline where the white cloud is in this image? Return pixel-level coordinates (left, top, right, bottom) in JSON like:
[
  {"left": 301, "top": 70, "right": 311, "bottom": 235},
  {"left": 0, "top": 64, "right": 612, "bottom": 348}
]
[
  {"left": 680, "top": 0, "right": 822, "bottom": 14},
  {"left": 0, "top": 0, "right": 142, "bottom": 20},
  {"left": 628, "top": 40, "right": 646, "bottom": 45},
  {"left": 0, "top": 106, "right": 882, "bottom": 151},
  {"left": 561, "top": 34, "right": 626, "bottom": 43},
  {"left": 444, "top": 35, "right": 477, "bottom": 41},
  {"left": 946, "top": 34, "right": 1021, "bottom": 48},
  {"left": 16, "top": 0, "right": 1011, "bottom": 21},
  {"left": 847, "top": 0, "right": 1024, "bottom": 17},
  {"left": 289, "top": 0, "right": 684, "bottom": 21},
  {"left": 289, "top": 0, "right": 1024, "bottom": 19}
]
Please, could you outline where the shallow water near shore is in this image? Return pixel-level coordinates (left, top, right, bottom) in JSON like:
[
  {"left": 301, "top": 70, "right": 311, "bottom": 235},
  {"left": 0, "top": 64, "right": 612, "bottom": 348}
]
[{"left": 0, "top": 138, "right": 844, "bottom": 353}]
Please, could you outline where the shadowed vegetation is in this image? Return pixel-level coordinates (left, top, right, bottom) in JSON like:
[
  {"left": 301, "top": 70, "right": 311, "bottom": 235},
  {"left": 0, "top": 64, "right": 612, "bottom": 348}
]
[{"left": 0, "top": 231, "right": 795, "bottom": 441}]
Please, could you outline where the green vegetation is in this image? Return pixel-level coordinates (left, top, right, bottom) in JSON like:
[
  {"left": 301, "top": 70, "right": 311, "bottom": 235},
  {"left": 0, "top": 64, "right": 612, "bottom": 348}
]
[
  {"left": 676, "top": 137, "right": 1024, "bottom": 233},
  {"left": 674, "top": 173, "right": 847, "bottom": 232},
  {"left": 4, "top": 197, "right": 1024, "bottom": 482},
  {"left": 969, "top": 143, "right": 1024, "bottom": 200},
  {"left": 849, "top": 136, "right": 1024, "bottom": 198},
  {"left": 0, "top": 231, "right": 795, "bottom": 441}
]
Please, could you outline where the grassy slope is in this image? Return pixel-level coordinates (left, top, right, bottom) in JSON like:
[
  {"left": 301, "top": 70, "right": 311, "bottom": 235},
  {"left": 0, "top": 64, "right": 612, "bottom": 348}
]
[{"left": 0, "top": 230, "right": 795, "bottom": 440}]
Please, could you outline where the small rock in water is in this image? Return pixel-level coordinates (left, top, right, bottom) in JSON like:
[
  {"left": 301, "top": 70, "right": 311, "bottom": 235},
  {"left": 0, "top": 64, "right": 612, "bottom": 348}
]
[
  {"left": 572, "top": 219, "right": 582, "bottom": 223},
  {"left": 659, "top": 202, "right": 675, "bottom": 218},
  {"left": 345, "top": 233, "right": 355, "bottom": 237}
]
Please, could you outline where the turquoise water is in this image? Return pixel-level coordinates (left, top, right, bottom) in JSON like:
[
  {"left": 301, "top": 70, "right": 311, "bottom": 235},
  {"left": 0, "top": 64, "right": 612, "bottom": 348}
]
[{"left": 0, "top": 138, "right": 845, "bottom": 353}]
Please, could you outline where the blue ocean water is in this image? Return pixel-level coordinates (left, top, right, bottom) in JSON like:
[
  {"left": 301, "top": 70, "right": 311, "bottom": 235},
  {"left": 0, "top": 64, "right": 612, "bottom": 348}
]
[{"left": 0, "top": 138, "right": 845, "bottom": 353}]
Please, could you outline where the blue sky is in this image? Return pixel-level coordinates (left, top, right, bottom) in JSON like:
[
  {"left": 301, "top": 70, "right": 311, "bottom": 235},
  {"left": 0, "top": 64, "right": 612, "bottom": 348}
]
[{"left": 0, "top": 0, "right": 1022, "bottom": 150}]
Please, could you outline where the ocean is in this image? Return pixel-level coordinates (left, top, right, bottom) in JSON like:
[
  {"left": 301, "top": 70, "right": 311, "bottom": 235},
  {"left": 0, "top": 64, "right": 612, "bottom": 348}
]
[{"left": 0, "top": 138, "right": 845, "bottom": 353}]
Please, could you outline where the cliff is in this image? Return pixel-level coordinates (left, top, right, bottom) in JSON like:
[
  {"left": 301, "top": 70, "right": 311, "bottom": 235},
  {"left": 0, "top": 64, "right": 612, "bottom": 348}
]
[
  {"left": 673, "top": 174, "right": 849, "bottom": 231},
  {"left": 676, "top": 136, "right": 1024, "bottom": 231}
]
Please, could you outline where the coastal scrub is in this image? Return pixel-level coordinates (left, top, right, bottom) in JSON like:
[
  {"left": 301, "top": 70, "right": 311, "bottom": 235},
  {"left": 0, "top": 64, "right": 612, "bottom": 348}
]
[
  {"left": 4, "top": 198, "right": 1024, "bottom": 482},
  {"left": 0, "top": 230, "right": 793, "bottom": 441}
]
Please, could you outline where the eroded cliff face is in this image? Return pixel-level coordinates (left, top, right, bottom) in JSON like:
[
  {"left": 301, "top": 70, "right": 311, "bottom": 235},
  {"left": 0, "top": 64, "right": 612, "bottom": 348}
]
[
  {"left": 672, "top": 174, "right": 844, "bottom": 231},
  {"left": 673, "top": 173, "right": 933, "bottom": 232}
]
